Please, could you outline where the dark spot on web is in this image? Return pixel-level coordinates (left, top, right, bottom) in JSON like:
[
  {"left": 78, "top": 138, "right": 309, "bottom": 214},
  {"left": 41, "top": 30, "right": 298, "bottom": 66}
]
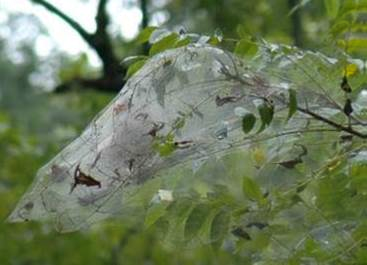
[
  {"left": 231, "top": 227, "right": 251, "bottom": 240},
  {"left": 215, "top": 95, "right": 240, "bottom": 106},
  {"left": 24, "top": 201, "right": 34, "bottom": 211},
  {"left": 246, "top": 222, "right": 268, "bottom": 230}
]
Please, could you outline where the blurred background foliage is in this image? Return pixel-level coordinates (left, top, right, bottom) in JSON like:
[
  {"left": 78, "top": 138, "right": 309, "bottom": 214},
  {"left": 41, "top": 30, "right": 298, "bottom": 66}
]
[{"left": 0, "top": 0, "right": 366, "bottom": 264}]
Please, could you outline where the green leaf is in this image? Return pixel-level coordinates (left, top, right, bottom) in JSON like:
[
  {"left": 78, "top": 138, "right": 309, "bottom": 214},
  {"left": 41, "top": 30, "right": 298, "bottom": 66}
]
[
  {"left": 174, "top": 37, "right": 191, "bottom": 48},
  {"left": 210, "top": 209, "right": 230, "bottom": 247},
  {"left": 136, "top": 26, "right": 158, "bottom": 44},
  {"left": 259, "top": 102, "right": 274, "bottom": 125},
  {"left": 184, "top": 203, "right": 211, "bottom": 240},
  {"left": 234, "top": 39, "right": 258, "bottom": 58},
  {"left": 236, "top": 24, "right": 252, "bottom": 38},
  {"left": 287, "top": 89, "right": 297, "bottom": 120},
  {"left": 242, "top": 177, "right": 264, "bottom": 203},
  {"left": 242, "top": 113, "right": 256, "bottom": 133},
  {"left": 149, "top": 33, "right": 179, "bottom": 56},
  {"left": 208, "top": 36, "right": 220, "bottom": 46},
  {"left": 257, "top": 101, "right": 274, "bottom": 132},
  {"left": 248, "top": 232, "right": 271, "bottom": 251},
  {"left": 324, "top": 0, "right": 340, "bottom": 19},
  {"left": 208, "top": 29, "right": 223, "bottom": 46},
  {"left": 125, "top": 59, "right": 147, "bottom": 79},
  {"left": 144, "top": 203, "right": 168, "bottom": 228},
  {"left": 152, "top": 133, "right": 177, "bottom": 156},
  {"left": 121, "top": 55, "right": 148, "bottom": 66}
]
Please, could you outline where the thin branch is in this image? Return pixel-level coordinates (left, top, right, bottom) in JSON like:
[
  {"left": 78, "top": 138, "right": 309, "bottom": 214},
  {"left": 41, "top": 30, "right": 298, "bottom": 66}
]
[
  {"left": 95, "top": 0, "right": 109, "bottom": 35},
  {"left": 31, "top": 0, "right": 125, "bottom": 92},
  {"left": 55, "top": 76, "right": 123, "bottom": 93},
  {"left": 141, "top": 0, "right": 148, "bottom": 29},
  {"left": 288, "top": 0, "right": 303, "bottom": 47},
  {"left": 92, "top": 0, "right": 122, "bottom": 77},
  {"left": 297, "top": 106, "right": 367, "bottom": 138},
  {"left": 140, "top": 0, "right": 150, "bottom": 54},
  {"left": 31, "top": 0, "right": 93, "bottom": 45}
]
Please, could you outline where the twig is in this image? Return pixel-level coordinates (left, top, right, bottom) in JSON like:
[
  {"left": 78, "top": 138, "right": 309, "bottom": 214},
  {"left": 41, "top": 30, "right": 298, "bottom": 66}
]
[
  {"left": 31, "top": 0, "right": 93, "bottom": 45},
  {"left": 297, "top": 106, "right": 367, "bottom": 139},
  {"left": 31, "top": 0, "right": 126, "bottom": 92}
]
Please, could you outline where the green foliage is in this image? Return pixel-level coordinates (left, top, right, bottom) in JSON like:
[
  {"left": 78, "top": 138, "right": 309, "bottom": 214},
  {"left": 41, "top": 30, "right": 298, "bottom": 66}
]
[
  {"left": 149, "top": 33, "right": 180, "bottom": 56},
  {"left": 257, "top": 100, "right": 274, "bottom": 133},
  {"left": 234, "top": 26, "right": 258, "bottom": 58},
  {"left": 324, "top": 0, "right": 340, "bottom": 19},
  {"left": 234, "top": 39, "right": 258, "bottom": 57},
  {"left": 144, "top": 202, "right": 169, "bottom": 228},
  {"left": 152, "top": 133, "right": 177, "bottom": 156},
  {"left": 136, "top": 26, "right": 158, "bottom": 44},
  {"left": 241, "top": 113, "right": 256, "bottom": 133},
  {"left": 328, "top": 0, "right": 367, "bottom": 57},
  {"left": 242, "top": 177, "right": 265, "bottom": 204},
  {"left": 125, "top": 58, "right": 147, "bottom": 79},
  {"left": 287, "top": 88, "right": 298, "bottom": 120},
  {"left": 126, "top": 28, "right": 225, "bottom": 78},
  {"left": 58, "top": 53, "right": 91, "bottom": 82}
]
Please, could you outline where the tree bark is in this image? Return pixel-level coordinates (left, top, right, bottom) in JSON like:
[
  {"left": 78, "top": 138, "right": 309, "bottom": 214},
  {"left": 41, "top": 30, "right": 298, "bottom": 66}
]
[
  {"left": 140, "top": 0, "right": 150, "bottom": 54},
  {"left": 31, "top": 0, "right": 126, "bottom": 93},
  {"left": 288, "top": 0, "right": 303, "bottom": 47}
]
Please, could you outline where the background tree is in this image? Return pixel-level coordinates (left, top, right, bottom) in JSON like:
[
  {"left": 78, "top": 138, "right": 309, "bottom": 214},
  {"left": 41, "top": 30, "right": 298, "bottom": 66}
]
[{"left": 27, "top": 0, "right": 330, "bottom": 93}]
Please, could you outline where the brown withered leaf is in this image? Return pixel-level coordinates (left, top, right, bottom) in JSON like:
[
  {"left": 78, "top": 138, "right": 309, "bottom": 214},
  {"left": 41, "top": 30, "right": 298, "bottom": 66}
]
[{"left": 70, "top": 164, "right": 101, "bottom": 193}]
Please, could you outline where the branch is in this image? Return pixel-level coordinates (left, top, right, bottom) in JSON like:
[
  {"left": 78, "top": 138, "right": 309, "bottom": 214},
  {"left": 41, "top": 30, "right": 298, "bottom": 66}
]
[
  {"left": 288, "top": 0, "right": 303, "bottom": 47},
  {"left": 95, "top": 0, "right": 109, "bottom": 35},
  {"left": 297, "top": 107, "right": 367, "bottom": 139},
  {"left": 55, "top": 76, "right": 124, "bottom": 93},
  {"left": 140, "top": 0, "right": 150, "bottom": 54},
  {"left": 140, "top": 0, "right": 149, "bottom": 29},
  {"left": 31, "top": 0, "right": 93, "bottom": 45},
  {"left": 31, "top": 0, "right": 126, "bottom": 93},
  {"left": 91, "top": 0, "right": 123, "bottom": 77}
]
